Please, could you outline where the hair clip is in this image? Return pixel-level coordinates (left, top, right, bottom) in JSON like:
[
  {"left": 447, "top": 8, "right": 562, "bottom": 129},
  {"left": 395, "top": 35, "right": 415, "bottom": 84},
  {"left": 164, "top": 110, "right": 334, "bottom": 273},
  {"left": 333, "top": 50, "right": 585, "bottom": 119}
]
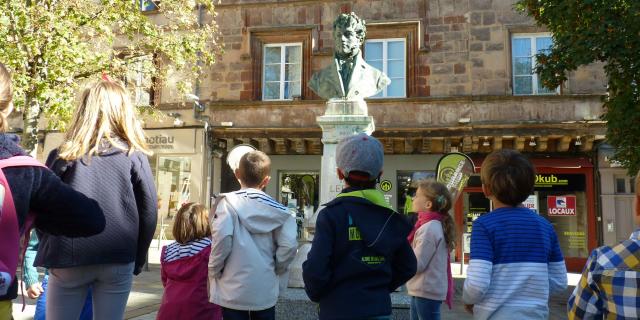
[
  {"left": 436, "top": 195, "right": 445, "bottom": 204},
  {"left": 101, "top": 72, "right": 112, "bottom": 82}
]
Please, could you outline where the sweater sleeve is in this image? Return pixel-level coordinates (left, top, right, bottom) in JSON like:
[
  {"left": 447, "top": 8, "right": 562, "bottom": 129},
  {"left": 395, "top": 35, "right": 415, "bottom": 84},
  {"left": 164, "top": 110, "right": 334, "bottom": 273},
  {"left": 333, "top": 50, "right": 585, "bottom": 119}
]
[
  {"left": 273, "top": 213, "right": 298, "bottom": 275},
  {"left": 302, "top": 209, "right": 335, "bottom": 302},
  {"left": 22, "top": 231, "right": 40, "bottom": 287},
  {"left": 29, "top": 167, "right": 106, "bottom": 237},
  {"left": 548, "top": 229, "right": 568, "bottom": 295},
  {"left": 463, "top": 220, "right": 493, "bottom": 305},
  {"left": 131, "top": 153, "right": 158, "bottom": 275},
  {"left": 412, "top": 224, "right": 437, "bottom": 273},
  {"left": 208, "top": 198, "right": 234, "bottom": 278}
]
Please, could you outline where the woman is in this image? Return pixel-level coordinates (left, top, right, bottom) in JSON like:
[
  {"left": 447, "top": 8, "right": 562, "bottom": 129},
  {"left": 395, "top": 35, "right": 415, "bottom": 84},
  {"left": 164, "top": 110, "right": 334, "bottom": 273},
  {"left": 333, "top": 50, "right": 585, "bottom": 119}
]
[{"left": 35, "top": 78, "right": 157, "bottom": 320}]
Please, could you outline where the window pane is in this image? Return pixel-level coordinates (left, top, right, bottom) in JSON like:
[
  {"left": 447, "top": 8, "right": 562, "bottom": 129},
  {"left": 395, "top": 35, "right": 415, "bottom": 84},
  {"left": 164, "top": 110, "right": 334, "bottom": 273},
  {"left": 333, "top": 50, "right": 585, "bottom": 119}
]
[
  {"left": 284, "top": 81, "right": 301, "bottom": 99},
  {"left": 615, "top": 178, "right": 626, "bottom": 194},
  {"left": 514, "top": 57, "right": 532, "bottom": 75},
  {"left": 264, "top": 46, "right": 281, "bottom": 64},
  {"left": 631, "top": 177, "right": 636, "bottom": 193},
  {"left": 536, "top": 37, "right": 553, "bottom": 54},
  {"left": 537, "top": 77, "right": 556, "bottom": 94},
  {"left": 285, "top": 45, "right": 301, "bottom": 64},
  {"left": 514, "top": 76, "right": 533, "bottom": 94},
  {"left": 285, "top": 63, "right": 301, "bottom": 81},
  {"left": 369, "top": 60, "right": 383, "bottom": 72},
  {"left": 512, "top": 38, "right": 531, "bottom": 57},
  {"left": 264, "top": 65, "right": 280, "bottom": 81},
  {"left": 387, "top": 79, "right": 405, "bottom": 97},
  {"left": 364, "top": 42, "right": 383, "bottom": 61},
  {"left": 388, "top": 41, "right": 405, "bottom": 60},
  {"left": 387, "top": 60, "right": 405, "bottom": 78},
  {"left": 264, "top": 82, "right": 280, "bottom": 100}
]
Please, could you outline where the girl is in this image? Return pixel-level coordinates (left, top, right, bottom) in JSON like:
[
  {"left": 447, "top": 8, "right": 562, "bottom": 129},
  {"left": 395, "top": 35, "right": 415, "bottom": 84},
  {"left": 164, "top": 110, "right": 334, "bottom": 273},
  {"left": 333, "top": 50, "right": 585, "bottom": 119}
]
[
  {"left": 0, "top": 64, "right": 104, "bottom": 319},
  {"left": 36, "top": 78, "right": 157, "bottom": 320},
  {"left": 157, "top": 203, "right": 222, "bottom": 320},
  {"left": 406, "top": 180, "right": 455, "bottom": 320}
]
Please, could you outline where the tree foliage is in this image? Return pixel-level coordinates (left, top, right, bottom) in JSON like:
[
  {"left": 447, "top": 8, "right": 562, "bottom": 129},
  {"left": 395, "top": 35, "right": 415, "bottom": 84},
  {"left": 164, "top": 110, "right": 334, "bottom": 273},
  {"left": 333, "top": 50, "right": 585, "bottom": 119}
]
[
  {"left": 516, "top": 0, "right": 640, "bottom": 174},
  {"left": 0, "top": 0, "right": 220, "bottom": 152}
]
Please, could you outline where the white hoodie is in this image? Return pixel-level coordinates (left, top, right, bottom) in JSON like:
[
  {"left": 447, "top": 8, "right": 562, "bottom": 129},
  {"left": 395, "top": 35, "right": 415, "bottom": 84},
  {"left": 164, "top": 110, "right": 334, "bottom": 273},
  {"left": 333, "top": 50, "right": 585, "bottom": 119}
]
[{"left": 208, "top": 188, "right": 298, "bottom": 310}]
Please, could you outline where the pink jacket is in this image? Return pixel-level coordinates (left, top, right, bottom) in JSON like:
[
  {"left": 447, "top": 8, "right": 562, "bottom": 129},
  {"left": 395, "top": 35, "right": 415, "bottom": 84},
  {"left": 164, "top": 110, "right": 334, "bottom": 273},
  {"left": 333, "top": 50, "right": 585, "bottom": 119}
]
[{"left": 158, "top": 243, "right": 222, "bottom": 320}]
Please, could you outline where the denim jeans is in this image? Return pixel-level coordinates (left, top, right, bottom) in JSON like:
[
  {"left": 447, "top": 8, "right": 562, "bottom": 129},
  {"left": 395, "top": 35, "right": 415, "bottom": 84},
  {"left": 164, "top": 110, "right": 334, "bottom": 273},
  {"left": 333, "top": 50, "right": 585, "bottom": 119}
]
[
  {"left": 410, "top": 296, "right": 442, "bottom": 320},
  {"left": 222, "top": 306, "right": 275, "bottom": 320},
  {"left": 34, "top": 275, "right": 93, "bottom": 320}
]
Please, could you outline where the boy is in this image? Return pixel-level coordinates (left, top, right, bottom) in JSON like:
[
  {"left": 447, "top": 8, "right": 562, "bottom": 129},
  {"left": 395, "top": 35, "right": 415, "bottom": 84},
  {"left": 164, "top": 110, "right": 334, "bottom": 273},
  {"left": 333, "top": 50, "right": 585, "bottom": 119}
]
[
  {"left": 208, "top": 150, "right": 297, "bottom": 320},
  {"left": 463, "top": 149, "right": 567, "bottom": 319},
  {"left": 567, "top": 172, "right": 640, "bottom": 319},
  {"left": 303, "top": 133, "right": 417, "bottom": 320}
]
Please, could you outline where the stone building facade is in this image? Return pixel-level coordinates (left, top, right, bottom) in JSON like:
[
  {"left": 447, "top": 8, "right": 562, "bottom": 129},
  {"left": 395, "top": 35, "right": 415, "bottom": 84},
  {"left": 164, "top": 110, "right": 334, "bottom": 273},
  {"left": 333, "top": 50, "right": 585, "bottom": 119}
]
[{"left": 144, "top": 0, "right": 609, "bottom": 271}]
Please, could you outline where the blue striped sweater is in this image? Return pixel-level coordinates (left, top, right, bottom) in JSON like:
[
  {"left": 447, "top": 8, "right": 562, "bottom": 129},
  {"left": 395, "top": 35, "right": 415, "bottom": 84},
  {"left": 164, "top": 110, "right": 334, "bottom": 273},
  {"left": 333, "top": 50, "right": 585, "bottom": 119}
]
[{"left": 462, "top": 207, "right": 567, "bottom": 320}]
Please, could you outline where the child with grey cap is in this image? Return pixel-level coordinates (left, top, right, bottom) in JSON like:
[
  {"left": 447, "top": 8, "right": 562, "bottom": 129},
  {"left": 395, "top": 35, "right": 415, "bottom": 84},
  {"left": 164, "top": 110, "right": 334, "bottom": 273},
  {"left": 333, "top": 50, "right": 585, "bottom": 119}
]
[{"left": 303, "top": 133, "right": 417, "bottom": 320}]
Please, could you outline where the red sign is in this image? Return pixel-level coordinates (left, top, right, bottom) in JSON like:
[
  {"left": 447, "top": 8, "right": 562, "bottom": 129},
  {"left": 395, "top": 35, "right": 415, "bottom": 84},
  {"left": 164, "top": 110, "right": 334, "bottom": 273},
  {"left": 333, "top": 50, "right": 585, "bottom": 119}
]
[{"left": 547, "top": 195, "right": 576, "bottom": 216}]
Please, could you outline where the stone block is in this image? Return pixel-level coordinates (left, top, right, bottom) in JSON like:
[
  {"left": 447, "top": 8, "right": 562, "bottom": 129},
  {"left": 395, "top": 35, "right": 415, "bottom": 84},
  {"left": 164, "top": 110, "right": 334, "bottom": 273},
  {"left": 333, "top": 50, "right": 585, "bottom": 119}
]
[
  {"left": 486, "top": 80, "right": 507, "bottom": 95},
  {"left": 240, "top": 71, "right": 252, "bottom": 82},
  {"left": 470, "top": 42, "right": 484, "bottom": 51},
  {"left": 486, "top": 42, "right": 504, "bottom": 51},
  {"left": 470, "top": 12, "right": 482, "bottom": 25},
  {"left": 445, "top": 52, "right": 467, "bottom": 63},
  {"left": 419, "top": 65, "right": 431, "bottom": 76},
  {"left": 430, "top": 33, "right": 444, "bottom": 42},
  {"left": 297, "top": 7, "right": 307, "bottom": 24},
  {"left": 428, "top": 25, "right": 450, "bottom": 33},
  {"left": 230, "top": 83, "right": 242, "bottom": 90},
  {"left": 429, "top": 53, "right": 445, "bottom": 64},
  {"left": 240, "top": 90, "right": 252, "bottom": 100},
  {"left": 429, "top": 17, "right": 444, "bottom": 25},
  {"left": 454, "top": 63, "right": 466, "bottom": 74},
  {"left": 444, "top": 15, "right": 465, "bottom": 24},
  {"left": 451, "top": 23, "right": 466, "bottom": 31},
  {"left": 470, "top": 0, "right": 492, "bottom": 10},
  {"left": 483, "top": 12, "right": 496, "bottom": 25},
  {"left": 449, "top": 85, "right": 467, "bottom": 95},
  {"left": 432, "top": 64, "right": 453, "bottom": 74},
  {"left": 418, "top": 85, "right": 431, "bottom": 96},
  {"left": 231, "top": 43, "right": 241, "bottom": 50},
  {"left": 471, "top": 58, "right": 484, "bottom": 67},
  {"left": 225, "top": 72, "right": 239, "bottom": 82},
  {"left": 445, "top": 31, "right": 465, "bottom": 41},
  {"left": 470, "top": 27, "right": 491, "bottom": 41}
]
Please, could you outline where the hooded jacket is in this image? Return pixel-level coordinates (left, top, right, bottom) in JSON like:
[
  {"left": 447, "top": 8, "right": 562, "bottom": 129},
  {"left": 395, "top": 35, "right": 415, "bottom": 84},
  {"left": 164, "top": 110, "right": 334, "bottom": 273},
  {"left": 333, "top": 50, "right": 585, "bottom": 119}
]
[
  {"left": 208, "top": 189, "right": 298, "bottom": 310},
  {"left": 158, "top": 239, "right": 222, "bottom": 320},
  {"left": 303, "top": 187, "right": 417, "bottom": 320}
]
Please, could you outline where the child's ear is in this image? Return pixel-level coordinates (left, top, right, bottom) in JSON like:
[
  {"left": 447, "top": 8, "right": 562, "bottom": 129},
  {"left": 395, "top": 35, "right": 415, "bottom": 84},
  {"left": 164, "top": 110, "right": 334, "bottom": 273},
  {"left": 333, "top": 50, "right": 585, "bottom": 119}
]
[
  {"left": 336, "top": 168, "right": 345, "bottom": 180},
  {"left": 260, "top": 176, "right": 271, "bottom": 189},
  {"left": 482, "top": 184, "right": 492, "bottom": 198}
]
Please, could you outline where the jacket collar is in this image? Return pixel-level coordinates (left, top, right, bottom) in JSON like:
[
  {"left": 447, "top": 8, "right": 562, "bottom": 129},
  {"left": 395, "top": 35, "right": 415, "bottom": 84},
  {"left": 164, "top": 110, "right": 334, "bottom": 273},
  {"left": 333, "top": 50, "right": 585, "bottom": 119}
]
[
  {"left": 631, "top": 228, "right": 640, "bottom": 241},
  {"left": 336, "top": 187, "right": 394, "bottom": 211},
  {"left": 332, "top": 52, "right": 367, "bottom": 98}
]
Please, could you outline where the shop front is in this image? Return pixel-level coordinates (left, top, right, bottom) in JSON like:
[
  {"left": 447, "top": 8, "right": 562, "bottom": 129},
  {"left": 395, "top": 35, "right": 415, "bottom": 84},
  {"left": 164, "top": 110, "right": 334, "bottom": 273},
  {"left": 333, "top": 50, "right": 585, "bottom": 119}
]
[{"left": 455, "top": 157, "right": 596, "bottom": 272}]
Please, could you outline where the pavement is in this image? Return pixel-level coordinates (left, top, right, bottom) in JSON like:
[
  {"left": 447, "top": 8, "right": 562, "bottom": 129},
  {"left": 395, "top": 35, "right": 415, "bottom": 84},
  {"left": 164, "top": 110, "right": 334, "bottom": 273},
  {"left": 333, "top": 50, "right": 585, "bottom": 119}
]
[{"left": 12, "top": 241, "right": 580, "bottom": 320}]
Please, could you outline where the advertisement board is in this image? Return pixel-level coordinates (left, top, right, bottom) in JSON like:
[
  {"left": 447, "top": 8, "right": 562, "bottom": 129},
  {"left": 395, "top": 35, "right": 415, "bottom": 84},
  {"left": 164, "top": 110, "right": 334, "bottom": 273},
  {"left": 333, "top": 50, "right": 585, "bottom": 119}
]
[{"left": 547, "top": 195, "right": 577, "bottom": 216}]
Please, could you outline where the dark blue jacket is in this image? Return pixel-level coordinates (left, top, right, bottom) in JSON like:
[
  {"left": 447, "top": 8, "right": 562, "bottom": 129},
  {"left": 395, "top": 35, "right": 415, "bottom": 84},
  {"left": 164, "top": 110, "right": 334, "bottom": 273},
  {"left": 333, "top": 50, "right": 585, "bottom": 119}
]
[
  {"left": 303, "top": 187, "right": 417, "bottom": 320},
  {"left": 35, "top": 143, "right": 157, "bottom": 275},
  {"left": 0, "top": 134, "right": 105, "bottom": 300}
]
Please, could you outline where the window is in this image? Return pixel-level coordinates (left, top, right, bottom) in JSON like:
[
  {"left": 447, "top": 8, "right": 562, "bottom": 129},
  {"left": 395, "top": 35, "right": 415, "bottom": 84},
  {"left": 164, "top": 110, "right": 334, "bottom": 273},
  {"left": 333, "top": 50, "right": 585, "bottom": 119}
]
[
  {"left": 139, "top": 0, "right": 158, "bottom": 11},
  {"left": 364, "top": 39, "right": 406, "bottom": 98},
  {"left": 278, "top": 172, "right": 319, "bottom": 239},
  {"left": 262, "top": 44, "right": 302, "bottom": 100},
  {"left": 511, "top": 33, "right": 558, "bottom": 95},
  {"left": 614, "top": 175, "right": 636, "bottom": 194},
  {"left": 124, "top": 55, "right": 155, "bottom": 107}
]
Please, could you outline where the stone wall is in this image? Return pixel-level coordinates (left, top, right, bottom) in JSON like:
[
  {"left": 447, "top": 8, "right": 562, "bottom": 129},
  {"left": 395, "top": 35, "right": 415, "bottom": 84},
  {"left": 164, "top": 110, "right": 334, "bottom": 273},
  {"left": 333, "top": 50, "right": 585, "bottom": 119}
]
[{"left": 183, "top": 0, "right": 606, "bottom": 103}]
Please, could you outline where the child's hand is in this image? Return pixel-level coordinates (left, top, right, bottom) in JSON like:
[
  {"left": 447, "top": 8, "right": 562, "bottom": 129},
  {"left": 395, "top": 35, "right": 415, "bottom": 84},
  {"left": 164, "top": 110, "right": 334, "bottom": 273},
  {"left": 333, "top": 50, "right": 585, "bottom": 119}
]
[
  {"left": 26, "top": 283, "right": 44, "bottom": 299},
  {"left": 464, "top": 304, "right": 474, "bottom": 314}
]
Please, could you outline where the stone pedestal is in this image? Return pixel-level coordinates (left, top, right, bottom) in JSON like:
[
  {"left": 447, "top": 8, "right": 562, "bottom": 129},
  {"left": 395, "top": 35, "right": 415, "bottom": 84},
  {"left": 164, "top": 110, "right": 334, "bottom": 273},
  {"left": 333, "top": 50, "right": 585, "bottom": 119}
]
[{"left": 288, "top": 99, "right": 374, "bottom": 288}]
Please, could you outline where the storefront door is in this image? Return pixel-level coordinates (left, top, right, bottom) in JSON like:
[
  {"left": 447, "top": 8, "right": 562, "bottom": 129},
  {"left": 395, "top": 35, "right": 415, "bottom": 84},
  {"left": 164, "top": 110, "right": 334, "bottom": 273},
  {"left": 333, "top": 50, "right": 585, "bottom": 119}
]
[{"left": 454, "top": 186, "right": 491, "bottom": 262}]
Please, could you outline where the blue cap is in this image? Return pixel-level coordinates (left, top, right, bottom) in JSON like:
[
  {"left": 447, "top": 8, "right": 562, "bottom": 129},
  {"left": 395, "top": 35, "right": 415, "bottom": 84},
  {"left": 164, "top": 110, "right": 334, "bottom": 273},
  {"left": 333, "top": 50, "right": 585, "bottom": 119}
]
[{"left": 336, "top": 133, "right": 384, "bottom": 180}]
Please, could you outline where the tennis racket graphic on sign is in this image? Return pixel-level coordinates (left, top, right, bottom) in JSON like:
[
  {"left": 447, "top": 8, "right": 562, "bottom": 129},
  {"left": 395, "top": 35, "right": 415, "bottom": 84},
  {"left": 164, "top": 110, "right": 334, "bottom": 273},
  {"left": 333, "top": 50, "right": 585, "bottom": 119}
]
[
  {"left": 226, "top": 144, "right": 256, "bottom": 172},
  {"left": 436, "top": 152, "right": 475, "bottom": 204}
]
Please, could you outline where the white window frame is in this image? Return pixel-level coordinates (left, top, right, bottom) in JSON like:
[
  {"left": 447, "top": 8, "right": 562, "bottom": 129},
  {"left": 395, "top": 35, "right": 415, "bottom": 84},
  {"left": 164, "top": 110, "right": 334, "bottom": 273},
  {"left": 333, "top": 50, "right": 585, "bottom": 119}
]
[
  {"left": 139, "top": 0, "right": 158, "bottom": 11},
  {"left": 124, "top": 55, "right": 154, "bottom": 107},
  {"left": 364, "top": 38, "right": 406, "bottom": 98},
  {"left": 262, "top": 43, "right": 303, "bottom": 101},
  {"left": 511, "top": 33, "right": 559, "bottom": 95}
]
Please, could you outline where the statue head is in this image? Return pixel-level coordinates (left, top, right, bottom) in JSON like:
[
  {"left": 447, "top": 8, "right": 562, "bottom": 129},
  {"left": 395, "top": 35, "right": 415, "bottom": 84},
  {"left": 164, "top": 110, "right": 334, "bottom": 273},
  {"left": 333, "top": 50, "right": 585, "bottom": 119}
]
[{"left": 332, "top": 13, "right": 367, "bottom": 60}]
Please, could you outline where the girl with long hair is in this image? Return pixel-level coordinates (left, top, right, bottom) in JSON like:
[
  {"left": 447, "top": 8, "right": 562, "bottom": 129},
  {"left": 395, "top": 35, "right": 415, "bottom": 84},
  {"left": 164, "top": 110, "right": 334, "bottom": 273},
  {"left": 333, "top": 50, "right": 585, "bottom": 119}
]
[
  {"left": 406, "top": 179, "right": 456, "bottom": 320},
  {"left": 36, "top": 78, "right": 157, "bottom": 320}
]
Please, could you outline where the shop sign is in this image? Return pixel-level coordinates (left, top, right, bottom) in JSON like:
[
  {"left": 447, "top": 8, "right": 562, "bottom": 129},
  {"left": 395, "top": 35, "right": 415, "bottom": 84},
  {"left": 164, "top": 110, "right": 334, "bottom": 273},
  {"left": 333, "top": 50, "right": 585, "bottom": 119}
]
[
  {"left": 534, "top": 174, "right": 586, "bottom": 191},
  {"left": 462, "top": 233, "right": 471, "bottom": 253},
  {"left": 145, "top": 129, "right": 195, "bottom": 154},
  {"left": 523, "top": 194, "right": 539, "bottom": 213},
  {"left": 547, "top": 195, "right": 577, "bottom": 216},
  {"left": 379, "top": 180, "right": 393, "bottom": 192}
]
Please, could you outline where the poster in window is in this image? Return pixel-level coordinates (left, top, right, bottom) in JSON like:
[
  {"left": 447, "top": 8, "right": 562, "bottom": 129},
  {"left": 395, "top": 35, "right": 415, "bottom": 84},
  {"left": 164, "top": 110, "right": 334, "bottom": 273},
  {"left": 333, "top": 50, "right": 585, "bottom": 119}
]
[{"left": 547, "top": 195, "right": 576, "bottom": 216}]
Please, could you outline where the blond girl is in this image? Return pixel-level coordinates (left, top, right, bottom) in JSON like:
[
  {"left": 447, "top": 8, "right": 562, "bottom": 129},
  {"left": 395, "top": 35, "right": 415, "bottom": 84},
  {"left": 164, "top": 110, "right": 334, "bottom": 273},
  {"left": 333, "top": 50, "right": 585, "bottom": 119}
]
[
  {"left": 37, "top": 78, "right": 157, "bottom": 320},
  {"left": 406, "top": 180, "right": 456, "bottom": 320}
]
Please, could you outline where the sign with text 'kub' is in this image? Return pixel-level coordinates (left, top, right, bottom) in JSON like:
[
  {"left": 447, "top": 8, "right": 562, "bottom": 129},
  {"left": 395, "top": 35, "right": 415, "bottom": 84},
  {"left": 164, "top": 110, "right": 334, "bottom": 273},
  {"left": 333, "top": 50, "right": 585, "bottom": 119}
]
[{"left": 547, "top": 195, "right": 576, "bottom": 216}]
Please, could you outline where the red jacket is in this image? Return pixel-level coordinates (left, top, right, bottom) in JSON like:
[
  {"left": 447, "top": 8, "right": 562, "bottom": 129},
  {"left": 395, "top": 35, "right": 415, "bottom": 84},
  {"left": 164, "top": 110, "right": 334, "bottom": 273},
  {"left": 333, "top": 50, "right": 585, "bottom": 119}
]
[{"left": 158, "top": 243, "right": 222, "bottom": 320}]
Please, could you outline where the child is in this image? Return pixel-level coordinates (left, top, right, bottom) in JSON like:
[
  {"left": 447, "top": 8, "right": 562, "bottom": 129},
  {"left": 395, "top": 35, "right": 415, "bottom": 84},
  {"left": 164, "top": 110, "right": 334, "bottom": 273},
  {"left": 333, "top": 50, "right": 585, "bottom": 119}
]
[
  {"left": 567, "top": 172, "right": 640, "bottom": 318},
  {"left": 158, "top": 203, "right": 222, "bottom": 320},
  {"left": 0, "top": 63, "right": 104, "bottom": 319},
  {"left": 303, "top": 133, "right": 417, "bottom": 320},
  {"left": 209, "top": 150, "right": 297, "bottom": 320},
  {"left": 38, "top": 78, "right": 157, "bottom": 320},
  {"left": 463, "top": 149, "right": 567, "bottom": 319},
  {"left": 406, "top": 180, "right": 455, "bottom": 320}
]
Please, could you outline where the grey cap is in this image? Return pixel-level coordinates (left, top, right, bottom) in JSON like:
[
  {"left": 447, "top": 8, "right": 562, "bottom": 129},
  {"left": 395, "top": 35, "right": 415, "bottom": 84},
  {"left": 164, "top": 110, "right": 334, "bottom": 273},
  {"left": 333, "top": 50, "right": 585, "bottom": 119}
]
[{"left": 336, "top": 133, "right": 383, "bottom": 180}]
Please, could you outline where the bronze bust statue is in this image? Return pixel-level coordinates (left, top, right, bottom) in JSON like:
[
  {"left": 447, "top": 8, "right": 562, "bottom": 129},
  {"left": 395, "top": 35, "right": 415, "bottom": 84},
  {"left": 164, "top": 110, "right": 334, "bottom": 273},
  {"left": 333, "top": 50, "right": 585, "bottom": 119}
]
[{"left": 309, "top": 13, "right": 390, "bottom": 100}]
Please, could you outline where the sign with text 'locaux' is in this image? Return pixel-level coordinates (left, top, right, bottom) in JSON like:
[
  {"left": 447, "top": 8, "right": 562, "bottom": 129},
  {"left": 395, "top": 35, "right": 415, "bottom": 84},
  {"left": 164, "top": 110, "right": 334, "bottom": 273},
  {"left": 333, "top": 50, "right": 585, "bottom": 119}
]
[{"left": 547, "top": 195, "right": 577, "bottom": 216}]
